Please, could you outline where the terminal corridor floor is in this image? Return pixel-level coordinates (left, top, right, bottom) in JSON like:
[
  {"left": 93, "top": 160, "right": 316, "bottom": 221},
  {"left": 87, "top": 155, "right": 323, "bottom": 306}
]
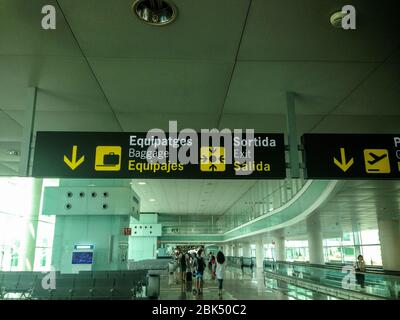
[{"left": 159, "top": 267, "right": 337, "bottom": 300}]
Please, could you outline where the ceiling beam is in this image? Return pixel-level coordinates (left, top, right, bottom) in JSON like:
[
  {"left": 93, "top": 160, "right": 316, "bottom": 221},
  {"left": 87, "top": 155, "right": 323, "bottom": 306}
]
[
  {"left": 55, "top": 0, "right": 124, "bottom": 132},
  {"left": 216, "top": 0, "right": 253, "bottom": 129}
]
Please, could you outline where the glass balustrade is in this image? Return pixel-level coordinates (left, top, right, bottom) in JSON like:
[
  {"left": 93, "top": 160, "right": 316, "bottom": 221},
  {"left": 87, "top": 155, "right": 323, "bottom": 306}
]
[{"left": 226, "top": 256, "right": 400, "bottom": 299}]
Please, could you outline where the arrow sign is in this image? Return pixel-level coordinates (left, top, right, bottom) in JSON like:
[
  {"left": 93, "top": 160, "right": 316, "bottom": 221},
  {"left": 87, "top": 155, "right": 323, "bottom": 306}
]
[
  {"left": 64, "top": 145, "right": 85, "bottom": 170},
  {"left": 333, "top": 147, "right": 354, "bottom": 172}
]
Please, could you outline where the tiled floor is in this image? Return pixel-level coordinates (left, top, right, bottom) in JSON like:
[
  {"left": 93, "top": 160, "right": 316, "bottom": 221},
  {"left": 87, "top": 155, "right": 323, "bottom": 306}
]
[{"left": 159, "top": 267, "right": 337, "bottom": 300}]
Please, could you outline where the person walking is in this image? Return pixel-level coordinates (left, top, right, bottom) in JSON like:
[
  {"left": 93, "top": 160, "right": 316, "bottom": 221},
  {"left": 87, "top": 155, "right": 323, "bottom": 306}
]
[
  {"left": 211, "top": 253, "right": 216, "bottom": 280},
  {"left": 194, "top": 249, "right": 206, "bottom": 295},
  {"left": 216, "top": 251, "right": 226, "bottom": 298},
  {"left": 174, "top": 251, "right": 181, "bottom": 284},
  {"left": 355, "top": 254, "right": 366, "bottom": 288},
  {"left": 180, "top": 252, "right": 187, "bottom": 282}
]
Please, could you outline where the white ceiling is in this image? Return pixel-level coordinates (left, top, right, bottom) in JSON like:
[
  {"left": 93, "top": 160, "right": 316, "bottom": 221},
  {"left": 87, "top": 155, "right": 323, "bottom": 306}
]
[
  {"left": 0, "top": 1, "right": 399, "bottom": 169},
  {"left": 0, "top": 0, "right": 399, "bottom": 239},
  {"left": 131, "top": 178, "right": 257, "bottom": 215}
]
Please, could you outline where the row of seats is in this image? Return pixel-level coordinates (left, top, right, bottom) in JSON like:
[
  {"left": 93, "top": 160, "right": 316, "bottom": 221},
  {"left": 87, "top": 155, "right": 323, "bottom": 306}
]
[
  {"left": 68, "top": 270, "right": 148, "bottom": 279},
  {"left": 0, "top": 270, "right": 149, "bottom": 300}
]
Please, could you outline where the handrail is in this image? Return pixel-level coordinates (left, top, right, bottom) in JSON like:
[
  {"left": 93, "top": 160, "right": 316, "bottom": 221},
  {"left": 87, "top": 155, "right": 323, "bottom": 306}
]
[
  {"left": 263, "top": 258, "right": 400, "bottom": 277},
  {"left": 267, "top": 261, "right": 399, "bottom": 299},
  {"left": 263, "top": 269, "right": 386, "bottom": 300},
  {"left": 226, "top": 256, "right": 400, "bottom": 299}
]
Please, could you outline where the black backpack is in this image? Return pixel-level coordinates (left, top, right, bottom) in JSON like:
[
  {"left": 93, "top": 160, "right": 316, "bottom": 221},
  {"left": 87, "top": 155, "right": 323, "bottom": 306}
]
[
  {"left": 181, "top": 255, "right": 186, "bottom": 267},
  {"left": 197, "top": 257, "right": 205, "bottom": 272}
]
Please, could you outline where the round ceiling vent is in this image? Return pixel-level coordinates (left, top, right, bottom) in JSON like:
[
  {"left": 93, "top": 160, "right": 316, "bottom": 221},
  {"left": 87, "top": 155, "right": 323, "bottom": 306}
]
[{"left": 132, "top": 0, "right": 177, "bottom": 26}]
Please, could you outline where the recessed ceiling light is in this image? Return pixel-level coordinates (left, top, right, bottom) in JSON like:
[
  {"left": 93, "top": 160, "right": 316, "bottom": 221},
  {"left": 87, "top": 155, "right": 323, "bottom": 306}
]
[
  {"left": 149, "top": 198, "right": 156, "bottom": 202},
  {"left": 7, "top": 150, "right": 19, "bottom": 156},
  {"left": 132, "top": 0, "right": 177, "bottom": 26},
  {"left": 138, "top": 182, "right": 147, "bottom": 185}
]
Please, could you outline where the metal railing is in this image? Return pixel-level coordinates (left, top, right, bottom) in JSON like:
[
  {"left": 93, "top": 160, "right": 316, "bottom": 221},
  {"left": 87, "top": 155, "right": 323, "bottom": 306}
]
[
  {"left": 226, "top": 256, "right": 400, "bottom": 299},
  {"left": 267, "top": 259, "right": 400, "bottom": 299}
]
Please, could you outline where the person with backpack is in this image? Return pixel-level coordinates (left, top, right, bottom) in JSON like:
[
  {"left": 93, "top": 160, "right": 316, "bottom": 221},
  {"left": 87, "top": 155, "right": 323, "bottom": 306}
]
[
  {"left": 185, "top": 253, "right": 192, "bottom": 282},
  {"left": 211, "top": 253, "right": 216, "bottom": 280},
  {"left": 180, "top": 251, "right": 187, "bottom": 282},
  {"left": 216, "top": 251, "right": 226, "bottom": 298},
  {"left": 207, "top": 252, "right": 212, "bottom": 272},
  {"left": 194, "top": 249, "right": 206, "bottom": 295},
  {"left": 355, "top": 254, "right": 366, "bottom": 288}
]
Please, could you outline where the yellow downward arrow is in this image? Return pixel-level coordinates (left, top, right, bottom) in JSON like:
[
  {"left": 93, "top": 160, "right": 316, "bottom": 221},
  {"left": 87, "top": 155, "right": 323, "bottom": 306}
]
[
  {"left": 333, "top": 147, "right": 354, "bottom": 172},
  {"left": 64, "top": 145, "right": 85, "bottom": 170}
]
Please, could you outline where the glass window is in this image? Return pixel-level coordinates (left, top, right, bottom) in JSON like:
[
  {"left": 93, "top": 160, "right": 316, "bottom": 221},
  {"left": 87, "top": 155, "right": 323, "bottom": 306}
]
[
  {"left": 322, "top": 230, "right": 382, "bottom": 266},
  {"left": 10, "top": 248, "right": 19, "bottom": 268},
  {"left": 360, "top": 229, "right": 380, "bottom": 245},
  {"left": 361, "top": 245, "right": 382, "bottom": 266},
  {"left": 324, "top": 238, "right": 341, "bottom": 247},
  {"left": 0, "top": 178, "right": 57, "bottom": 272},
  {"left": 342, "top": 233, "right": 354, "bottom": 245},
  {"left": 264, "top": 248, "right": 274, "bottom": 259},
  {"left": 342, "top": 246, "right": 356, "bottom": 262},
  {"left": 285, "top": 247, "right": 309, "bottom": 262},
  {"left": 264, "top": 243, "right": 275, "bottom": 259},
  {"left": 285, "top": 240, "right": 308, "bottom": 248},
  {"left": 324, "top": 246, "right": 342, "bottom": 262}
]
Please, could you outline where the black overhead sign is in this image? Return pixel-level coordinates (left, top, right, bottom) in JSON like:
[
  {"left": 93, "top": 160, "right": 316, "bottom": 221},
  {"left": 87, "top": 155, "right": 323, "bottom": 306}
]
[
  {"left": 302, "top": 134, "right": 400, "bottom": 179},
  {"left": 32, "top": 131, "right": 286, "bottom": 179}
]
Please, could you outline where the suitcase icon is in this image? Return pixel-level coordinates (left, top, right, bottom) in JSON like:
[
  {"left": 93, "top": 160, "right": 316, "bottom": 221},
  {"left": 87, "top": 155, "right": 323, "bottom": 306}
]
[
  {"left": 95, "top": 146, "right": 122, "bottom": 171},
  {"left": 103, "top": 152, "right": 120, "bottom": 166}
]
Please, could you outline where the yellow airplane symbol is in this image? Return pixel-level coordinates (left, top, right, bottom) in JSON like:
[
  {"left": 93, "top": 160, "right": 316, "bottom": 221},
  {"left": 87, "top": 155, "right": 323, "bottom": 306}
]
[
  {"left": 64, "top": 145, "right": 85, "bottom": 170},
  {"left": 333, "top": 147, "right": 354, "bottom": 172}
]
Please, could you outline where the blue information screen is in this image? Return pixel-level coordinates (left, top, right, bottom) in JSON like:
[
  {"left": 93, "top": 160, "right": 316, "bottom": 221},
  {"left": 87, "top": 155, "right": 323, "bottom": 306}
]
[{"left": 72, "top": 251, "right": 93, "bottom": 264}]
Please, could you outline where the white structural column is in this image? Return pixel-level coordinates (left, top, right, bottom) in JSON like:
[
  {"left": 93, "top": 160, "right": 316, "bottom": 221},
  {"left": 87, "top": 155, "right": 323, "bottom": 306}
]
[
  {"left": 255, "top": 237, "right": 266, "bottom": 292},
  {"left": 233, "top": 244, "right": 240, "bottom": 257},
  {"left": 255, "top": 237, "right": 264, "bottom": 269},
  {"left": 21, "top": 178, "right": 43, "bottom": 271},
  {"left": 242, "top": 242, "right": 251, "bottom": 257},
  {"left": 274, "top": 236, "right": 286, "bottom": 261},
  {"left": 307, "top": 213, "right": 324, "bottom": 265},
  {"left": 235, "top": 243, "right": 240, "bottom": 257},
  {"left": 377, "top": 218, "right": 400, "bottom": 271},
  {"left": 229, "top": 244, "right": 234, "bottom": 257},
  {"left": 19, "top": 87, "right": 37, "bottom": 176},
  {"left": 223, "top": 244, "right": 230, "bottom": 256}
]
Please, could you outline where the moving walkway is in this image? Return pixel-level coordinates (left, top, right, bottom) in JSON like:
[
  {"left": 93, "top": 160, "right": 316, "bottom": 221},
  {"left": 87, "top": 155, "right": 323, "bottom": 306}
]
[{"left": 227, "top": 256, "right": 400, "bottom": 300}]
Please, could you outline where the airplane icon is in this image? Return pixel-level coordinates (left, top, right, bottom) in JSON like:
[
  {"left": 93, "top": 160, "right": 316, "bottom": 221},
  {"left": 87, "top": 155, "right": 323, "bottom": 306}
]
[
  {"left": 367, "top": 152, "right": 387, "bottom": 165},
  {"left": 363, "top": 149, "right": 390, "bottom": 174}
]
